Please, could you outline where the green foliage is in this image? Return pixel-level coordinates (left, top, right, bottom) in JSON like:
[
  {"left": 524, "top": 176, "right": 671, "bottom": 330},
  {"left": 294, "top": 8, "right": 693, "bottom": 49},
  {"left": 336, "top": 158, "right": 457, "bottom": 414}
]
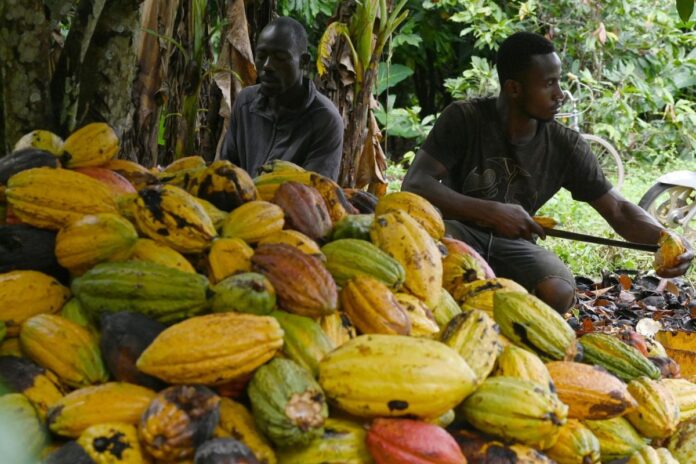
[
  {"left": 279, "top": 0, "right": 338, "bottom": 26},
  {"left": 677, "top": 0, "right": 695, "bottom": 22},
  {"left": 374, "top": 95, "right": 435, "bottom": 143},
  {"left": 444, "top": 55, "right": 499, "bottom": 99},
  {"left": 377, "top": 62, "right": 414, "bottom": 94}
]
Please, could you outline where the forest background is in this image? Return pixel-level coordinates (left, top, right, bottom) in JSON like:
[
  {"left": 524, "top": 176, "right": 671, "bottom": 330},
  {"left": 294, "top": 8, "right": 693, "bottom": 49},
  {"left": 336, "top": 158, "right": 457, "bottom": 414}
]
[{"left": 0, "top": 0, "right": 695, "bottom": 278}]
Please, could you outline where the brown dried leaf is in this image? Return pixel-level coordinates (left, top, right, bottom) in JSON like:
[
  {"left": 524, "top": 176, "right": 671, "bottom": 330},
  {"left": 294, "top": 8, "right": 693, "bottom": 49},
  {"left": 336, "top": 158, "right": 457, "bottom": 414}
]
[{"left": 619, "top": 274, "right": 632, "bottom": 291}]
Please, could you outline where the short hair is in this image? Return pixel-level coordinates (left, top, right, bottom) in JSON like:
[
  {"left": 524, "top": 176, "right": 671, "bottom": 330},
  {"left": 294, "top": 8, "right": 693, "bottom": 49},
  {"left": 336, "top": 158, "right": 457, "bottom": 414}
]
[
  {"left": 264, "top": 17, "right": 308, "bottom": 55},
  {"left": 496, "top": 32, "right": 555, "bottom": 85}
]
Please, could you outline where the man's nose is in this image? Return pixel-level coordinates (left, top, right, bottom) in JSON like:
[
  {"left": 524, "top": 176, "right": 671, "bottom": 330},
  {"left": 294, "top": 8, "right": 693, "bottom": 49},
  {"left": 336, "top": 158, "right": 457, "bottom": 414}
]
[{"left": 262, "top": 56, "right": 274, "bottom": 70}]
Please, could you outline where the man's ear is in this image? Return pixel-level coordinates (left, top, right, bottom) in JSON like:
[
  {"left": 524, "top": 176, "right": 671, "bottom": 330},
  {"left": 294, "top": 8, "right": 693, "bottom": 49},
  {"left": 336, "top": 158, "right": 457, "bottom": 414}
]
[
  {"left": 502, "top": 79, "right": 522, "bottom": 99},
  {"left": 300, "top": 52, "right": 311, "bottom": 70}
]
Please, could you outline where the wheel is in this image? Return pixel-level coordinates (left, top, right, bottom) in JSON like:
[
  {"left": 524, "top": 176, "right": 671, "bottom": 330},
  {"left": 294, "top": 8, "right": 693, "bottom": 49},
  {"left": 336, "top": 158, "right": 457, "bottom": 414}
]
[
  {"left": 582, "top": 134, "right": 625, "bottom": 191},
  {"left": 638, "top": 182, "right": 696, "bottom": 243}
]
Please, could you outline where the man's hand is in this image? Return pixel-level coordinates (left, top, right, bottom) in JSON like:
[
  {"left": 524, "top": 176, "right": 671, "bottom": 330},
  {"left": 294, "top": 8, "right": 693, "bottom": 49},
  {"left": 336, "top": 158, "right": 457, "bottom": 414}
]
[
  {"left": 655, "top": 233, "right": 694, "bottom": 278},
  {"left": 485, "top": 203, "right": 546, "bottom": 240}
]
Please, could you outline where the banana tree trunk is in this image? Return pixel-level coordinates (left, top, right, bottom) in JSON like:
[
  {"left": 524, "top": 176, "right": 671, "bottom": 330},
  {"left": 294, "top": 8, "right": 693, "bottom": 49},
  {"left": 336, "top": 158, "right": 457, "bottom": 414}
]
[
  {"left": 122, "top": 0, "right": 179, "bottom": 166},
  {"left": 50, "top": 0, "right": 107, "bottom": 135},
  {"left": 0, "top": 0, "right": 53, "bottom": 151}
]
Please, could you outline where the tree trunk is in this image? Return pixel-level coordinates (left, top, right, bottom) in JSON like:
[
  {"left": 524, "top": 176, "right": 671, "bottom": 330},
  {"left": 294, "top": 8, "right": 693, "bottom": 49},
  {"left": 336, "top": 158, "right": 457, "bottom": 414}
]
[
  {"left": 76, "top": 0, "right": 142, "bottom": 138},
  {"left": 0, "top": 0, "right": 53, "bottom": 150}
]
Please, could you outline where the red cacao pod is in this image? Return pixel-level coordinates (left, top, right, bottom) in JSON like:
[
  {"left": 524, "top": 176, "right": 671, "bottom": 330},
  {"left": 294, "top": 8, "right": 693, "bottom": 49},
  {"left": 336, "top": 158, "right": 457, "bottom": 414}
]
[{"left": 366, "top": 418, "right": 466, "bottom": 464}]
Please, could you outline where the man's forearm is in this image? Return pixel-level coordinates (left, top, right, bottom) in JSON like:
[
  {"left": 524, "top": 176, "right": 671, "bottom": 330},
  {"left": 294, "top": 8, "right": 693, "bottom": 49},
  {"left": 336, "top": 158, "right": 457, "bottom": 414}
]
[
  {"left": 402, "top": 174, "right": 500, "bottom": 226},
  {"left": 606, "top": 200, "right": 663, "bottom": 244}
]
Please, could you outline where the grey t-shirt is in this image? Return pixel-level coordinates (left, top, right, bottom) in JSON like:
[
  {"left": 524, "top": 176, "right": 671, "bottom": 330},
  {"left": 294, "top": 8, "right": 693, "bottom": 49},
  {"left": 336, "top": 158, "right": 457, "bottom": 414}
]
[
  {"left": 220, "top": 79, "right": 343, "bottom": 180},
  {"left": 421, "top": 97, "right": 612, "bottom": 215}
]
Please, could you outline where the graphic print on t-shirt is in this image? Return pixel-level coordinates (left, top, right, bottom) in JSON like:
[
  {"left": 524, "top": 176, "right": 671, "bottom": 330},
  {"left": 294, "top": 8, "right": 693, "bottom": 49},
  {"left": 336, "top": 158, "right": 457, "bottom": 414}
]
[{"left": 460, "top": 157, "right": 539, "bottom": 211}]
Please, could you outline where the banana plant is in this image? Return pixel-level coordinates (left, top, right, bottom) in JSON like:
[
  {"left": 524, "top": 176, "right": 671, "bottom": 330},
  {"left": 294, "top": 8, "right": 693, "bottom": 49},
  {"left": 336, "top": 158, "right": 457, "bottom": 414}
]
[{"left": 316, "top": 0, "right": 409, "bottom": 187}]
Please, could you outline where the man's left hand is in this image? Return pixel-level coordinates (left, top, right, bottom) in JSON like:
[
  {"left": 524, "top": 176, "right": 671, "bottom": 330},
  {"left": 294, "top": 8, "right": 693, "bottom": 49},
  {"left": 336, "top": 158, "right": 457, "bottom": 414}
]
[{"left": 655, "top": 234, "right": 694, "bottom": 278}]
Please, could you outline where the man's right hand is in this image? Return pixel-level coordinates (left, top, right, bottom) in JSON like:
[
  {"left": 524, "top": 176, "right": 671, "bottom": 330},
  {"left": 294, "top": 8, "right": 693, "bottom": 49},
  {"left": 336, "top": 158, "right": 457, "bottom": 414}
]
[{"left": 485, "top": 203, "right": 546, "bottom": 240}]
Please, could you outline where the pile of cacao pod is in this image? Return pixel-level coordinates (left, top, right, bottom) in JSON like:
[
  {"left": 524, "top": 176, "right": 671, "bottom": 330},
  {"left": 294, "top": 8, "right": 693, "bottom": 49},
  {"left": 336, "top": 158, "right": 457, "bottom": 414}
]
[{"left": 0, "top": 124, "right": 695, "bottom": 464}]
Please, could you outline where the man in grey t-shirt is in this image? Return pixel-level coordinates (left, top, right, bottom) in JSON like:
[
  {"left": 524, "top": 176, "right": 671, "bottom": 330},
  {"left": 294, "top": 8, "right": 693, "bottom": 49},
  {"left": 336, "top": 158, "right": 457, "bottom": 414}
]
[
  {"left": 220, "top": 17, "right": 343, "bottom": 180},
  {"left": 403, "top": 32, "right": 693, "bottom": 314}
]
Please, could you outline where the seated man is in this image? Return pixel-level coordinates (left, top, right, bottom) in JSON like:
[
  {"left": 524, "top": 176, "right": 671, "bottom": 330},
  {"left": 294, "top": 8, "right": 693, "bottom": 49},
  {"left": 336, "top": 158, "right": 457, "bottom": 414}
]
[
  {"left": 220, "top": 17, "right": 343, "bottom": 180},
  {"left": 402, "top": 31, "right": 693, "bottom": 313}
]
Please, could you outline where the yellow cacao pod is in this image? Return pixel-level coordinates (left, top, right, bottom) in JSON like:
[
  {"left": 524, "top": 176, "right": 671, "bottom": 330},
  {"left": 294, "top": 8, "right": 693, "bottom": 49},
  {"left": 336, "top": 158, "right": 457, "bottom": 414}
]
[
  {"left": 214, "top": 398, "right": 277, "bottom": 464},
  {"left": 133, "top": 184, "right": 217, "bottom": 253},
  {"left": 546, "top": 361, "right": 637, "bottom": 420},
  {"left": 137, "top": 312, "right": 284, "bottom": 385},
  {"left": 627, "top": 446, "right": 679, "bottom": 464},
  {"left": 545, "top": 420, "right": 601, "bottom": 464},
  {"left": 394, "top": 292, "right": 440, "bottom": 337},
  {"left": 77, "top": 422, "right": 148, "bottom": 464},
  {"left": 370, "top": 210, "right": 443, "bottom": 308},
  {"left": 661, "top": 378, "right": 696, "bottom": 422},
  {"left": 319, "top": 334, "right": 477, "bottom": 418},
  {"left": 20, "top": 314, "right": 107, "bottom": 388},
  {"left": 440, "top": 309, "right": 501, "bottom": 385},
  {"left": 222, "top": 200, "right": 285, "bottom": 244},
  {"left": 47, "top": 382, "right": 156, "bottom": 437},
  {"left": 207, "top": 237, "right": 254, "bottom": 284},
  {"left": 55, "top": 213, "right": 138, "bottom": 275},
  {"left": 625, "top": 376, "right": 680, "bottom": 439},
  {"left": 6, "top": 167, "right": 119, "bottom": 230},
  {"left": 129, "top": 238, "right": 196, "bottom": 273},
  {"left": 374, "top": 191, "right": 445, "bottom": 239},
  {"left": 0, "top": 270, "right": 70, "bottom": 336},
  {"left": 62, "top": 122, "right": 119, "bottom": 167}
]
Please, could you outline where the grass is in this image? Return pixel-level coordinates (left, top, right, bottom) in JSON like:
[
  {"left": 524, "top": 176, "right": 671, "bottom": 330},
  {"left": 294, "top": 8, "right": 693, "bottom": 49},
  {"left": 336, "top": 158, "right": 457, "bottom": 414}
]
[{"left": 386, "top": 157, "right": 695, "bottom": 281}]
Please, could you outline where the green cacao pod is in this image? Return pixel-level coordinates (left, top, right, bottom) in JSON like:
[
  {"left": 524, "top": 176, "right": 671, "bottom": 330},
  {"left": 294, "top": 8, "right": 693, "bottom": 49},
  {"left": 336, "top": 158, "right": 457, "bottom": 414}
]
[
  {"left": 584, "top": 416, "right": 648, "bottom": 462},
  {"left": 72, "top": 261, "right": 210, "bottom": 323},
  {"left": 211, "top": 272, "right": 276, "bottom": 315},
  {"left": 271, "top": 310, "right": 335, "bottom": 378},
  {"left": 0, "top": 393, "right": 48, "bottom": 461},
  {"left": 493, "top": 291, "right": 576, "bottom": 361},
  {"left": 331, "top": 214, "right": 373, "bottom": 241},
  {"left": 494, "top": 344, "right": 554, "bottom": 392},
  {"left": 579, "top": 332, "right": 661, "bottom": 382},
  {"left": 431, "top": 288, "right": 462, "bottom": 330},
  {"left": 248, "top": 358, "right": 328, "bottom": 448},
  {"left": 321, "top": 238, "right": 405, "bottom": 288},
  {"left": 459, "top": 376, "right": 568, "bottom": 450},
  {"left": 276, "top": 417, "right": 373, "bottom": 464}
]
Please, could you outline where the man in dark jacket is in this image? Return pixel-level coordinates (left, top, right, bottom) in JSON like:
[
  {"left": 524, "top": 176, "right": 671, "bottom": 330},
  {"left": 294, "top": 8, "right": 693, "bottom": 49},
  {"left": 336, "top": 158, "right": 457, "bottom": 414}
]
[
  {"left": 220, "top": 17, "right": 343, "bottom": 180},
  {"left": 402, "top": 31, "right": 692, "bottom": 313}
]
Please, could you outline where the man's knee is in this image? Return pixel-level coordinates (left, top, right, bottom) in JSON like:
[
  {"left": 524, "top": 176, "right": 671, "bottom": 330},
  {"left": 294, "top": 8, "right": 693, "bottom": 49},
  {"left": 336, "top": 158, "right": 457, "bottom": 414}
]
[{"left": 534, "top": 277, "right": 575, "bottom": 314}]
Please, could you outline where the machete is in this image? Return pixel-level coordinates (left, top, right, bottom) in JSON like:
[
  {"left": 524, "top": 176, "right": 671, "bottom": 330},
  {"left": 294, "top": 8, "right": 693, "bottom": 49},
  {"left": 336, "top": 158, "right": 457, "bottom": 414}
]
[
  {"left": 531, "top": 216, "right": 659, "bottom": 252},
  {"left": 541, "top": 227, "right": 659, "bottom": 252}
]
